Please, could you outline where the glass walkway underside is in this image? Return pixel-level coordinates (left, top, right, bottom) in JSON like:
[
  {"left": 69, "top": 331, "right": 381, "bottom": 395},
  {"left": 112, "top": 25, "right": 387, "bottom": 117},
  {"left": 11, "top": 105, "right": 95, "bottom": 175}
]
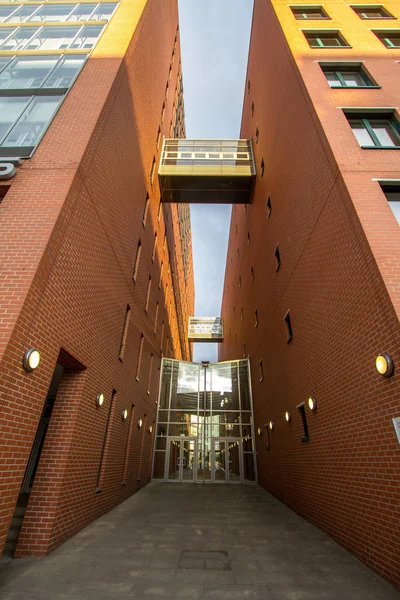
[
  {"left": 152, "top": 358, "right": 257, "bottom": 484},
  {"left": 158, "top": 139, "right": 256, "bottom": 204}
]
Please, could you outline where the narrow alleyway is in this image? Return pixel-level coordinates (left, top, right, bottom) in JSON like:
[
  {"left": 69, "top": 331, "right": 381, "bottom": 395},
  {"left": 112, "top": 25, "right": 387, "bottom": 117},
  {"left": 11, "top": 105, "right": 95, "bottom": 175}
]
[{"left": 0, "top": 484, "right": 398, "bottom": 599}]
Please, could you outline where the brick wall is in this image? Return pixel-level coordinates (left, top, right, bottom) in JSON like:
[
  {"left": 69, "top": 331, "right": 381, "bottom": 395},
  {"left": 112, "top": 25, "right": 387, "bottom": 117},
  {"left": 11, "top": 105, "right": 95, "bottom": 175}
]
[
  {"left": 220, "top": 0, "right": 400, "bottom": 588},
  {"left": 0, "top": 0, "right": 193, "bottom": 557}
]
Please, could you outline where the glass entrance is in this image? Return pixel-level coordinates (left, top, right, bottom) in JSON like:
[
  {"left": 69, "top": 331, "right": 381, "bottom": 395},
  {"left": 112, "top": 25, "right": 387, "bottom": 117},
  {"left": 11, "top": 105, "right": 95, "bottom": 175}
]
[
  {"left": 212, "top": 438, "right": 242, "bottom": 483},
  {"left": 167, "top": 437, "right": 197, "bottom": 482},
  {"left": 152, "top": 358, "right": 257, "bottom": 484}
]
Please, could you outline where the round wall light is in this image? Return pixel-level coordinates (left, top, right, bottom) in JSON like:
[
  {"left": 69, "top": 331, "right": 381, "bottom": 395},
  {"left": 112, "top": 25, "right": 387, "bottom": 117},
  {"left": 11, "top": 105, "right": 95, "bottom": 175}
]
[
  {"left": 308, "top": 396, "right": 317, "bottom": 412},
  {"left": 285, "top": 410, "right": 291, "bottom": 423},
  {"left": 22, "top": 348, "right": 41, "bottom": 372},
  {"left": 148, "top": 425, "right": 153, "bottom": 434},
  {"left": 138, "top": 418, "right": 143, "bottom": 429},
  {"left": 269, "top": 421, "right": 274, "bottom": 430},
  {"left": 257, "top": 427, "right": 262, "bottom": 436},
  {"left": 375, "top": 353, "right": 394, "bottom": 378},
  {"left": 121, "top": 409, "right": 128, "bottom": 421},
  {"left": 96, "top": 393, "right": 105, "bottom": 407}
]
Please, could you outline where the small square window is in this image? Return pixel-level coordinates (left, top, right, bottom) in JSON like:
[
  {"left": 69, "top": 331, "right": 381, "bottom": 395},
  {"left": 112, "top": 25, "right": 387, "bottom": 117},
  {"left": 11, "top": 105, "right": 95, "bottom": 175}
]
[
  {"left": 304, "top": 30, "right": 351, "bottom": 48},
  {"left": 321, "top": 63, "right": 376, "bottom": 87},
  {"left": 345, "top": 111, "right": 400, "bottom": 148},
  {"left": 284, "top": 310, "right": 293, "bottom": 342},
  {"left": 374, "top": 30, "right": 400, "bottom": 47},
  {"left": 351, "top": 5, "right": 394, "bottom": 19},
  {"left": 291, "top": 6, "right": 330, "bottom": 19},
  {"left": 379, "top": 182, "right": 400, "bottom": 224}
]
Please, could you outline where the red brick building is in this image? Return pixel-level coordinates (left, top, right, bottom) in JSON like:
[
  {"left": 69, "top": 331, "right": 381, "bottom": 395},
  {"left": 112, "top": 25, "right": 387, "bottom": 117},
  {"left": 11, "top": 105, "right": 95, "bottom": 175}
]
[
  {"left": 220, "top": 0, "right": 400, "bottom": 588},
  {"left": 0, "top": 0, "right": 194, "bottom": 557}
]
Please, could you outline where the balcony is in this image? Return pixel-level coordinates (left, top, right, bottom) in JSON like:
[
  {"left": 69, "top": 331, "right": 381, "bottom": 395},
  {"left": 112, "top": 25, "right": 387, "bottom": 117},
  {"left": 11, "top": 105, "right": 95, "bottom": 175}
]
[{"left": 159, "top": 139, "right": 256, "bottom": 204}]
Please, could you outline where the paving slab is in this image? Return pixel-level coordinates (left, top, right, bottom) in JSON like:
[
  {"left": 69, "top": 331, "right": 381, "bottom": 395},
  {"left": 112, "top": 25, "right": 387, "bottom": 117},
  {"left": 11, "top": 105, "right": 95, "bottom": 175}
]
[{"left": 0, "top": 483, "right": 399, "bottom": 600}]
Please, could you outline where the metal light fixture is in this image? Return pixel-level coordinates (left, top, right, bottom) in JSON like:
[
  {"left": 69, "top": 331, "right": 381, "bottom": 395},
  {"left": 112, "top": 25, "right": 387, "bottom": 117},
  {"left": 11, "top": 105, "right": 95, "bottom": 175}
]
[
  {"left": 22, "top": 348, "right": 41, "bottom": 372},
  {"left": 269, "top": 421, "right": 274, "bottom": 430},
  {"left": 308, "top": 396, "right": 317, "bottom": 412},
  {"left": 375, "top": 353, "right": 394, "bottom": 378},
  {"left": 96, "top": 393, "right": 105, "bottom": 407},
  {"left": 257, "top": 427, "right": 262, "bottom": 436},
  {"left": 138, "top": 418, "right": 143, "bottom": 429},
  {"left": 285, "top": 410, "right": 291, "bottom": 422},
  {"left": 121, "top": 409, "right": 128, "bottom": 421},
  {"left": 148, "top": 425, "right": 153, "bottom": 434}
]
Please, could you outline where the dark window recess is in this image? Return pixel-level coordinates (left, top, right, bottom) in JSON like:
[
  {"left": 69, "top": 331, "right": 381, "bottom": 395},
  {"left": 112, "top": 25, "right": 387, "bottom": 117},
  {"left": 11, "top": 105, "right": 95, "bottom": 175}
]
[
  {"left": 291, "top": 6, "right": 330, "bottom": 19},
  {"left": 142, "top": 193, "right": 150, "bottom": 227},
  {"left": 379, "top": 182, "right": 400, "bottom": 224},
  {"left": 251, "top": 266, "right": 254, "bottom": 282},
  {"left": 255, "top": 126, "right": 259, "bottom": 143},
  {"left": 374, "top": 30, "right": 400, "bottom": 47},
  {"left": 260, "top": 157, "right": 265, "bottom": 176},
  {"left": 298, "top": 404, "right": 310, "bottom": 442},
  {"left": 251, "top": 100, "right": 255, "bottom": 116},
  {"left": 150, "top": 157, "right": 156, "bottom": 185},
  {"left": 274, "top": 245, "right": 281, "bottom": 271},
  {"left": 321, "top": 64, "right": 376, "bottom": 87},
  {"left": 304, "top": 30, "right": 351, "bottom": 48},
  {"left": 247, "top": 79, "right": 251, "bottom": 93},
  {"left": 136, "top": 334, "right": 144, "bottom": 381},
  {"left": 97, "top": 390, "right": 117, "bottom": 489},
  {"left": 267, "top": 195, "right": 272, "bottom": 218},
  {"left": 132, "top": 239, "right": 142, "bottom": 282},
  {"left": 247, "top": 232, "right": 251, "bottom": 245},
  {"left": 352, "top": 5, "right": 394, "bottom": 19},
  {"left": 118, "top": 305, "right": 131, "bottom": 361},
  {"left": 0, "top": 185, "right": 10, "bottom": 204},
  {"left": 259, "top": 359, "right": 264, "bottom": 382},
  {"left": 243, "top": 343, "right": 247, "bottom": 357},
  {"left": 241, "top": 307, "right": 244, "bottom": 320},
  {"left": 284, "top": 311, "right": 293, "bottom": 342},
  {"left": 345, "top": 111, "right": 400, "bottom": 148},
  {"left": 239, "top": 275, "right": 242, "bottom": 288},
  {"left": 255, "top": 309, "right": 259, "bottom": 328}
]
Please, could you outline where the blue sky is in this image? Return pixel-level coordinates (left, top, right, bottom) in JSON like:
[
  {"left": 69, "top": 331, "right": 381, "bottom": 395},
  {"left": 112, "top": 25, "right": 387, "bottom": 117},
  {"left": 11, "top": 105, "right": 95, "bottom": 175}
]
[{"left": 178, "top": 0, "right": 253, "bottom": 362}]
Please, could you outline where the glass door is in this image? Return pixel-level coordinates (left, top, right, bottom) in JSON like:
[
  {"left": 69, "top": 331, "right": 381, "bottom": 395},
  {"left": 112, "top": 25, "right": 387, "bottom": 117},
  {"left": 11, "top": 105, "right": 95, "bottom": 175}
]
[
  {"left": 167, "top": 437, "right": 197, "bottom": 482},
  {"left": 212, "top": 438, "right": 242, "bottom": 483},
  {"left": 227, "top": 439, "right": 242, "bottom": 483},
  {"left": 212, "top": 438, "right": 227, "bottom": 482}
]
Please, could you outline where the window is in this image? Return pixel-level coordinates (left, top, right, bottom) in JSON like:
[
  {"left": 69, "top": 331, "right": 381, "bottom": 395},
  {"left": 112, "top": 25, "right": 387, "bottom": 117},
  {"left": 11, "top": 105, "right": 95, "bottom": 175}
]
[
  {"left": 274, "top": 245, "right": 281, "bottom": 271},
  {"left": 345, "top": 111, "right": 400, "bottom": 148},
  {"left": 243, "top": 343, "right": 247, "bottom": 358},
  {"left": 251, "top": 101, "right": 254, "bottom": 116},
  {"left": 298, "top": 404, "right": 310, "bottom": 442},
  {"left": 247, "top": 79, "right": 251, "bottom": 93},
  {"left": 118, "top": 305, "right": 130, "bottom": 361},
  {"left": 374, "top": 30, "right": 400, "bottom": 47},
  {"left": 147, "top": 354, "right": 153, "bottom": 395},
  {"left": 152, "top": 233, "right": 157, "bottom": 263},
  {"left": 303, "top": 30, "right": 351, "bottom": 48},
  {"left": 351, "top": 5, "right": 394, "bottom": 19},
  {"left": 251, "top": 266, "right": 254, "bottom": 282},
  {"left": 156, "top": 126, "right": 161, "bottom": 149},
  {"left": 254, "top": 309, "right": 259, "bottom": 328},
  {"left": 259, "top": 359, "right": 264, "bottom": 382},
  {"left": 247, "top": 232, "right": 251, "bottom": 245},
  {"left": 379, "top": 183, "right": 400, "bottom": 223},
  {"left": 132, "top": 239, "right": 141, "bottom": 282},
  {"left": 136, "top": 334, "right": 144, "bottom": 381},
  {"left": 97, "top": 390, "right": 116, "bottom": 489},
  {"left": 260, "top": 157, "right": 265, "bottom": 176},
  {"left": 142, "top": 193, "right": 149, "bottom": 227},
  {"left": 265, "top": 424, "right": 271, "bottom": 450},
  {"left": 291, "top": 6, "right": 330, "bottom": 19},
  {"left": 238, "top": 275, "right": 242, "bottom": 288},
  {"left": 267, "top": 194, "right": 272, "bottom": 218},
  {"left": 6, "top": 3, "right": 118, "bottom": 24},
  {"left": 160, "top": 321, "right": 165, "bottom": 351},
  {"left": 154, "top": 301, "right": 159, "bottom": 334},
  {"left": 321, "top": 63, "right": 377, "bottom": 87},
  {"left": 161, "top": 101, "right": 165, "bottom": 122},
  {"left": 0, "top": 55, "right": 85, "bottom": 90},
  {"left": 284, "top": 310, "right": 293, "bottom": 342},
  {"left": 145, "top": 276, "right": 151, "bottom": 313},
  {"left": 255, "top": 126, "right": 259, "bottom": 143},
  {"left": 150, "top": 156, "right": 156, "bottom": 185},
  {"left": 241, "top": 307, "right": 244, "bottom": 321},
  {"left": 159, "top": 261, "right": 163, "bottom": 288}
]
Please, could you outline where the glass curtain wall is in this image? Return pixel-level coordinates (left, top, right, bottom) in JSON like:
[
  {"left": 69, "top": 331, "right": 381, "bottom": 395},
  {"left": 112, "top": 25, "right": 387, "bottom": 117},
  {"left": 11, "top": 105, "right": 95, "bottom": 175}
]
[{"left": 152, "top": 358, "right": 256, "bottom": 483}]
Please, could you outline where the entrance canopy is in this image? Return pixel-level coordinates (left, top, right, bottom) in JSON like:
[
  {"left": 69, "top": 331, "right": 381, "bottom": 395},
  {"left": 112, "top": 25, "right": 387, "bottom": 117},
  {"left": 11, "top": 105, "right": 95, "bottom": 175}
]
[
  {"left": 158, "top": 139, "right": 256, "bottom": 204},
  {"left": 152, "top": 358, "right": 256, "bottom": 483}
]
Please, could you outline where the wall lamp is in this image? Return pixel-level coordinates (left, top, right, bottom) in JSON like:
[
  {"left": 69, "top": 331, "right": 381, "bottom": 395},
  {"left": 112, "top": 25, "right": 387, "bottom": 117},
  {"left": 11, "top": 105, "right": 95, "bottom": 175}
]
[
  {"left": 269, "top": 421, "right": 274, "bottom": 430},
  {"left": 148, "top": 425, "right": 153, "bottom": 434},
  {"left": 22, "top": 348, "right": 41, "bottom": 372},
  {"left": 308, "top": 396, "right": 317, "bottom": 412},
  {"left": 285, "top": 410, "right": 291, "bottom": 422},
  {"left": 138, "top": 418, "right": 143, "bottom": 429},
  {"left": 121, "top": 409, "right": 128, "bottom": 421},
  {"left": 257, "top": 427, "right": 262, "bottom": 436},
  {"left": 96, "top": 393, "right": 105, "bottom": 408},
  {"left": 376, "top": 353, "right": 394, "bottom": 378}
]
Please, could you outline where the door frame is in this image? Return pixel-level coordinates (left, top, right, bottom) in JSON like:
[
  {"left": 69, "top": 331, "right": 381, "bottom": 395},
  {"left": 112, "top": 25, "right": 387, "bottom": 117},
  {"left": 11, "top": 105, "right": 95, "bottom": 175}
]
[
  {"left": 166, "top": 436, "right": 197, "bottom": 483},
  {"left": 211, "top": 437, "right": 243, "bottom": 484}
]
